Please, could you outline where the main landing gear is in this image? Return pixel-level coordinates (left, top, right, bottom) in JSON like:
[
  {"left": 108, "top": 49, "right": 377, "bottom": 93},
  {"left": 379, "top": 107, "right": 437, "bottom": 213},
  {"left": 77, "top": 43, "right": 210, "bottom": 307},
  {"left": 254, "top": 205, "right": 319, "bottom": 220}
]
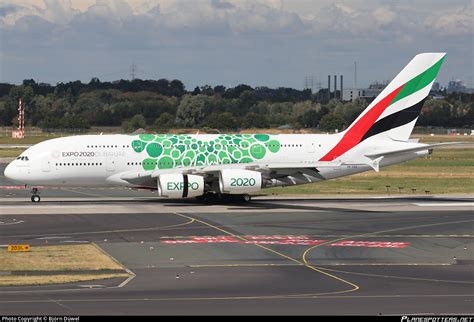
[
  {"left": 30, "top": 187, "right": 41, "bottom": 203},
  {"left": 196, "top": 193, "right": 252, "bottom": 203}
]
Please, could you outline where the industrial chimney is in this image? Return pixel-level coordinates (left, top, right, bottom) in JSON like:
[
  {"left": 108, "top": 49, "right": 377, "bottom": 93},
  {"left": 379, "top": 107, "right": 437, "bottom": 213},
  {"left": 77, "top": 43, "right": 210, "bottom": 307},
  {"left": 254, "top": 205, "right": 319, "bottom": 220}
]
[
  {"left": 328, "top": 75, "right": 331, "bottom": 99},
  {"left": 340, "top": 75, "right": 343, "bottom": 101}
]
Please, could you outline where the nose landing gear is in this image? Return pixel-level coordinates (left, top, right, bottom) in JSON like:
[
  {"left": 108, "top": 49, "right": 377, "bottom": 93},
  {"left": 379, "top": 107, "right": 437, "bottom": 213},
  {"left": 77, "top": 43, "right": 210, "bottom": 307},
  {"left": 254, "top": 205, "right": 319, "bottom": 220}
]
[{"left": 30, "top": 188, "right": 41, "bottom": 203}]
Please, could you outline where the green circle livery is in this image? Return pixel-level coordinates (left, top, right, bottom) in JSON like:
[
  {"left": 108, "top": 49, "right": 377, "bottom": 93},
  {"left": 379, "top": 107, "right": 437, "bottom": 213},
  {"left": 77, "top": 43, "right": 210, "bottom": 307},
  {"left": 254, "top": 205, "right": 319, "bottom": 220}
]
[{"left": 129, "top": 134, "right": 281, "bottom": 170}]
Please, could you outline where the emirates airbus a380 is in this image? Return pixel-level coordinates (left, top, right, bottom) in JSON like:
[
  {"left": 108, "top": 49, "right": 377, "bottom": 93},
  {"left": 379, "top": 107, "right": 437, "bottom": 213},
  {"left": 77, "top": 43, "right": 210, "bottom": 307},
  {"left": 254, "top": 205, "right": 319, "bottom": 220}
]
[{"left": 4, "top": 53, "right": 462, "bottom": 202}]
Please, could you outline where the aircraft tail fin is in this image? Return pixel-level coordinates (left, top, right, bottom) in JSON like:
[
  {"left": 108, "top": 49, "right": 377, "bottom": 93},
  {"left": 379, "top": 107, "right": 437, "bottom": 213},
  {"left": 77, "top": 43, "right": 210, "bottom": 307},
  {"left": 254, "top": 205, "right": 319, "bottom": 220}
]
[{"left": 320, "top": 53, "right": 446, "bottom": 161}]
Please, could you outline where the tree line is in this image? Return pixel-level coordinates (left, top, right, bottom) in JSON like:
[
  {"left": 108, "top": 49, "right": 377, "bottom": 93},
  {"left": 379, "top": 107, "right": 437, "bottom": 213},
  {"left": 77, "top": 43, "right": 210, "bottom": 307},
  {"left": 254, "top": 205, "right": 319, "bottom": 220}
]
[{"left": 0, "top": 78, "right": 472, "bottom": 133}]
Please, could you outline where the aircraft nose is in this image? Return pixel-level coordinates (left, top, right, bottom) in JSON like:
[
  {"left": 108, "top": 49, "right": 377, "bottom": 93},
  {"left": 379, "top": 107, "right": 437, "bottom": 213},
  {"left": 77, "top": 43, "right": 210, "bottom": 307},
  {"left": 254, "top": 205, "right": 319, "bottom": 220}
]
[{"left": 4, "top": 162, "right": 16, "bottom": 181}]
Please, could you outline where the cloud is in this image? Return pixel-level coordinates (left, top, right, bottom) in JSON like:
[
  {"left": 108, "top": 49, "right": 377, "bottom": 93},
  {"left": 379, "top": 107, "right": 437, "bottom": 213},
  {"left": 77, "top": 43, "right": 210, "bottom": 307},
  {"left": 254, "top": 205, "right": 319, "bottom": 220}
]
[
  {"left": 0, "top": 0, "right": 472, "bottom": 88},
  {"left": 424, "top": 5, "right": 473, "bottom": 36},
  {"left": 372, "top": 6, "right": 397, "bottom": 26},
  {"left": 0, "top": 4, "right": 18, "bottom": 17},
  {"left": 211, "top": 0, "right": 234, "bottom": 10},
  {"left": 227, "top": 2, "right": 304, "bottom": 34}
]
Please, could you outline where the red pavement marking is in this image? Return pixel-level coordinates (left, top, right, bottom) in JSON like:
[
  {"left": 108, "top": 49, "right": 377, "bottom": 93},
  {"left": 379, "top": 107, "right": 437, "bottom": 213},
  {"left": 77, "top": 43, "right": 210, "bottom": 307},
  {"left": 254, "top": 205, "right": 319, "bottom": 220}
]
[{"left": 161, "top": 235, "right": 410, "bottom": 248}]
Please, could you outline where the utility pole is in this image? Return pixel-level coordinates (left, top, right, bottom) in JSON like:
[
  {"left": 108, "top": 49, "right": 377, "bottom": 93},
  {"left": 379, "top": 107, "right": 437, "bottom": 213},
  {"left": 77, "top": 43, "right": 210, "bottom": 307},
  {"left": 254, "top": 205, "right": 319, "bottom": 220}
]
[
  {"left": 354, "top": 61, "right": 357, "bottom": 90},
  {"left": 130, "top": 63, "right": 137, "bottom": 80}
]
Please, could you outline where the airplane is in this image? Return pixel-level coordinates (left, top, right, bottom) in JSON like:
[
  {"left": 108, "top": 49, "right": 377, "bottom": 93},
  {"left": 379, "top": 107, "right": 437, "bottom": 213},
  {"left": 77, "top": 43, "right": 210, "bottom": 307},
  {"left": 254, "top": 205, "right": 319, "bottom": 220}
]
[{"left": 4, "top": 53, "right": 464, "bottom": 203}]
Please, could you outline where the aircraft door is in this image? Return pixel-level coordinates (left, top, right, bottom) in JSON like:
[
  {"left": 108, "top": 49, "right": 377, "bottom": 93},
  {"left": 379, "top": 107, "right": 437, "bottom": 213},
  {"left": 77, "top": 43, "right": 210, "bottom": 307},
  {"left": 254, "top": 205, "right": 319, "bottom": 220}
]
[
  {"left": 106, "top": 157, "right": 116, "bottom": 172},
  {"left": 41, "top": 158, "right": 51, "bottom": 172},
  {"left": 306, "top": 142, "right": 316, "bottom": 153}
]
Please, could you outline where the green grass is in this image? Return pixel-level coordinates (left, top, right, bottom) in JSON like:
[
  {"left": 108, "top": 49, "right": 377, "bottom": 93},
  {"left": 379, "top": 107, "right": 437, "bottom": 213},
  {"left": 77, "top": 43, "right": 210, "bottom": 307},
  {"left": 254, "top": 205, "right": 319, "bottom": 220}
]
[
  {"left": 414, "top": 134, "right": 474, "bottom": 143},
  {"left": 0, "top": 244, "right": 129, "bottom": 286},
  {"left": 0, "top": 244, "right": 124, "bottom": 271},
  {"left": 0, "top": 135, "right": 63, "bottom": 145},
  {"left": 0, "top": 148, "right": 25, "bottom": 157},
  {"left": 265, "top": 148, "right": 474, "bottom": 195},
  {"left": 265, "top": 176, "right": 474, "bottom": 195}
]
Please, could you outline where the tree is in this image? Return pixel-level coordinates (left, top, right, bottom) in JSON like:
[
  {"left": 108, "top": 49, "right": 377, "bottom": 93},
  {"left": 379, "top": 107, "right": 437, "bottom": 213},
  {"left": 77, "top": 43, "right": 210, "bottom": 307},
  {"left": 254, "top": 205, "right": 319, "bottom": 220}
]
[
  {"left": 241, "top": 112, "right": 269, "bottom": 129},
  {"left": 60, "top": 115, "right": 91, "bottom": 129},
  {"left": 122, "top": 114, "right": 147, "bottom": 132},
  {"left": 154, "top": 112, "right": 175, "bottom": 131},
  {"left": 319, "top": 113, "right": 346, "bottom": 132},
  {"left": 175, "top": 94, "right": 211, "bottom": 127},
  {"left": 419, "top": 99, "right": 453, "bottom": 126},
  {"left": 299, "top": 109, "right": 320, "bottom": 128},
  {"left": 205, "top": 112, "right": 237, "bottom": 130},
  {"left": 170, "top": 80, "right": 186, "bottom": 96},
  {"left": 335, "top": 98, "right": 366, "bottom": 124},
  {"left": 213, "top": 85, "right": 226, "bottom": 95},
  {"left": 9, "top": 85, "right": 34, "bottom": 106}
]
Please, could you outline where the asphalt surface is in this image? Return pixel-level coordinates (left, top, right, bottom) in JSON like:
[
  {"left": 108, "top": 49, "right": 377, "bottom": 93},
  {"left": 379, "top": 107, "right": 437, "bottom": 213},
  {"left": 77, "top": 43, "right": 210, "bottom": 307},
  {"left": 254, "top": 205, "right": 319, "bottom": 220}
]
[{"left": 0, "top": 163, "right": 473, "bottom": 315}]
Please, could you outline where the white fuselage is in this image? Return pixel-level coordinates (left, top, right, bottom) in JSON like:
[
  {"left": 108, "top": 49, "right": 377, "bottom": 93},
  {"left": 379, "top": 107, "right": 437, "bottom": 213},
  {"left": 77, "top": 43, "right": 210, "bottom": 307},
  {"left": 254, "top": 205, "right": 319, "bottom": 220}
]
[{"left": 4, "top": 133, "right": 426, "bottom": 190}]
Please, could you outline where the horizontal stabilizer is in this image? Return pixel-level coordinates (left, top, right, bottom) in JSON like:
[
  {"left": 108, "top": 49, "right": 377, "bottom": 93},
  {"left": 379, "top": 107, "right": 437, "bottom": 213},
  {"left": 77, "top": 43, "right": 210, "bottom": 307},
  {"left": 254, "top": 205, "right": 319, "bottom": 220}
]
[{"left": 365, "top": 142, "right": 471, "bottom": 159}]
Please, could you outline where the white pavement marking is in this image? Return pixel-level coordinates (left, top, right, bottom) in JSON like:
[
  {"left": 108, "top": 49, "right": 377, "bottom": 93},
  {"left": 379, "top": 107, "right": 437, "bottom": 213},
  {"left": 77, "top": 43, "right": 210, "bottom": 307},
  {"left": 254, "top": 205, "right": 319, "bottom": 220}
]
[
  {"left": 92, "top": 243, "right": 136, "bottom": 289},
  {"left": 413, "top": 203, "right": 474, "bottom": 207},
  {"left": 78, "top": 285, "right": 105, "bottom": 288},
  {"left": 36, "top": 236, "right": 70, "bottom": 240},
  {"left": 0, "top": 220, "right": 24, "bottom": 225},
  {"left": 60, "top": 240, "right": 89, "bottom": 243}
]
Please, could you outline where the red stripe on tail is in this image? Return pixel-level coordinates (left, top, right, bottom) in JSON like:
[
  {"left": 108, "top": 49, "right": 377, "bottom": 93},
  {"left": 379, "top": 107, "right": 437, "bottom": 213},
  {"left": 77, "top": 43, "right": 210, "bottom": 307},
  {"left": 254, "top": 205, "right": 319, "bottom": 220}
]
[{"left": 319, "top": 84, "right": 405, "bottom": 161}]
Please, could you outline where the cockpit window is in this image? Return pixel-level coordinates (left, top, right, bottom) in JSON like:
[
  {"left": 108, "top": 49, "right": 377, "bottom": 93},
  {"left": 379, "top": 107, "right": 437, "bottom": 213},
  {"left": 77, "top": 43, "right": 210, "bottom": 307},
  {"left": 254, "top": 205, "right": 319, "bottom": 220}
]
[{"left": 17, "top": 156, "right": 29, "bottom": 161}]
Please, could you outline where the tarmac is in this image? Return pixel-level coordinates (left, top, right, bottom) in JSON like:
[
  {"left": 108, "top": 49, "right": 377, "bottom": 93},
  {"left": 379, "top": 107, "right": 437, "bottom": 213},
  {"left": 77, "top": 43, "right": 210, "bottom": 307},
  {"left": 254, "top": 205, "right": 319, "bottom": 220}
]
[{"left": 0, "top": 163, "right": 473, "bottom": 315}]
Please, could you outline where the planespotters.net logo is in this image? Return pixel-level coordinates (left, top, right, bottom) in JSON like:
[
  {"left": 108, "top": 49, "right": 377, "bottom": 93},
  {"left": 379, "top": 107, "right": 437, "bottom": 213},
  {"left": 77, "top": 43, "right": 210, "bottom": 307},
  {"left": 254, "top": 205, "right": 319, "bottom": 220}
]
[{"left": 401, "top": 317, "right": 474, "bottom": 322}]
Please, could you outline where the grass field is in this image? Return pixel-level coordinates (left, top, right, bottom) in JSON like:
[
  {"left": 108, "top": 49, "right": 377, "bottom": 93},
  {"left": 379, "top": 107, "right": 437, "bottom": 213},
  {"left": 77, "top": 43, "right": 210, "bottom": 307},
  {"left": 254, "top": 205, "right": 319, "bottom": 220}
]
[
  {"left": 1, "top": 134, "right": 472, "bottom": 195},
  {"left": 265, "top": 146, "right": 474, "bottom": 195},
  {"left": 0, "top": 273, "right": 129, "bottom": 287},
  {"left": 0, "top": 244, "right": 129, "bottom": 286},
  {"left": 0, "top": 134, "right": 64, "bottom": 145}
]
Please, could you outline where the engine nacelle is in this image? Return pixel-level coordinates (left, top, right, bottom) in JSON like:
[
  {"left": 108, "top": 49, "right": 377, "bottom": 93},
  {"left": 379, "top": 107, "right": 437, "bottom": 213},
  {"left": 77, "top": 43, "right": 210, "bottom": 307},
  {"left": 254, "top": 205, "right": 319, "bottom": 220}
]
[
  {"left": 219, "top": 169, "right": 262, "bottom": 194},
  {"left": 157, "top": 174, "right": 204, "bottom": 198}
]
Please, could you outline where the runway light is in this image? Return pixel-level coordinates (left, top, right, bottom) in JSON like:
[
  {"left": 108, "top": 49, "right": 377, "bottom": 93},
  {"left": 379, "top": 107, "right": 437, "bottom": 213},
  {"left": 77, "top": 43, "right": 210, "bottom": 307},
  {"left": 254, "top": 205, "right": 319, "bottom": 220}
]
[
  {"left": 176, "top": 274, "right": 180, "bottom": 279},
  {"left": 170, "top": 257, "right": 174, "bottom": 261},
  {"left": 140, "top": 241, "right": 144, "bottom": 244},
  {"left": 149, "top": 246, "right": 154, "bottom": 250}
]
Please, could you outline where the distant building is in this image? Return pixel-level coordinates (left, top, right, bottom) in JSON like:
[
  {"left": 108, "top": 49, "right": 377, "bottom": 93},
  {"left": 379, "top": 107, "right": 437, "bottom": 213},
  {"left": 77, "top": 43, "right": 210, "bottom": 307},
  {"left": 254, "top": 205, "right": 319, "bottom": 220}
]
[
  {"left": 432, "top": 82, "right": 440, "bottom": 91},
  {"left": 364, "top": 82, "right": 387, "bottom": 98},
  {"left": 342, "top": 88, "right": 365, "bottom": 101},
  {"left": 342, "top": 81, "right": 388, "bottom": 101},
  {"left": 447, "top": 80, "right": 474, "bottom": 94}
]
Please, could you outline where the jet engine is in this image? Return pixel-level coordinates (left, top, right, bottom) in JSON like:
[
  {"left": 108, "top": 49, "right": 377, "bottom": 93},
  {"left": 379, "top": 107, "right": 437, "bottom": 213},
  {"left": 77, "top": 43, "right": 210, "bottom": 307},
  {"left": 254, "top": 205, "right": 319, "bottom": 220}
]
[
  {"left": 157, "top": 174, "right": 204, "bottom": 198},
  {"left": 219, "top": 169, "right": 262, "bottom": 194}
]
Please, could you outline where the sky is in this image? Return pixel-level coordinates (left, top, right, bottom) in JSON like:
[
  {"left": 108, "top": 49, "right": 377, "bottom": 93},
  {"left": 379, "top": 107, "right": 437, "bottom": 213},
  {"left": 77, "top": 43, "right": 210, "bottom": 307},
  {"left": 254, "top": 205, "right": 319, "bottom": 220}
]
[{"left": 0, "top": 0, "right": 472, "bottom": 90}]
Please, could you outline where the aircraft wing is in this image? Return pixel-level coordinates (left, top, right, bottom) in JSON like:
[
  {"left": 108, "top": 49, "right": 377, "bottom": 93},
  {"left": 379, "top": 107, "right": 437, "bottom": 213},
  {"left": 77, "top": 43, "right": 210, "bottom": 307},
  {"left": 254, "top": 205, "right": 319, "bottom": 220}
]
[
  {"left": 116, "top": 142, "right": 470, "bottom": 187},
  {"left": 117, "top": 160, "right": 343, "bottom": 187}
]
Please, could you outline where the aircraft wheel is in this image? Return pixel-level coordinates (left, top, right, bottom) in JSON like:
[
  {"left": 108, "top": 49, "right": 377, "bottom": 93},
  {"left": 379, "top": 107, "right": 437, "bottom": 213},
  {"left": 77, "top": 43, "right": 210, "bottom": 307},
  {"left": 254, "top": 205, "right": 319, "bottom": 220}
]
[
  {"left": 31, "top": 195, "right": 41, "bottom": 203},
  {"left": 241, "top": 194, "right": 252, "bottom": 202}
]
